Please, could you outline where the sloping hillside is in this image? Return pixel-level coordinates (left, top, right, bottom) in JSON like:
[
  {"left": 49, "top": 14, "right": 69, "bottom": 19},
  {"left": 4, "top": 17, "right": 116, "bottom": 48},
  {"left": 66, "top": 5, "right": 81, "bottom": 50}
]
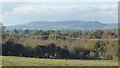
[{"left": 6, "top": 21, "right": 118, "bottom": 30}]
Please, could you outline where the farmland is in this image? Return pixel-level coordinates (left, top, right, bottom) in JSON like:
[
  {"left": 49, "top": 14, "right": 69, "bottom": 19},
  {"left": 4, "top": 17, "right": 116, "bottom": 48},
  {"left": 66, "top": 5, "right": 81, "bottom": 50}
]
[{"left": 2, "top": 56, "right": 118, "bottom": 66}]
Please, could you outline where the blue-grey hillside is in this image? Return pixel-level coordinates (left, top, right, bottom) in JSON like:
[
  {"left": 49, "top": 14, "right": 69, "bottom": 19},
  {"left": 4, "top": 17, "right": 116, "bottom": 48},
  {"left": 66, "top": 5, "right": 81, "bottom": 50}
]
[{"left": 6, "top": 21, "right": 118, "bottom": 30}]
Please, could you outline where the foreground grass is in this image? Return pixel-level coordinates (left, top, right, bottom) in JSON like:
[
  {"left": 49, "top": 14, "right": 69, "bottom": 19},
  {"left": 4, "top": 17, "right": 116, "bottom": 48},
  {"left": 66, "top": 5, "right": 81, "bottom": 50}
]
[{"left": 2, "top": 56, "right": 118, "bottom": 66}]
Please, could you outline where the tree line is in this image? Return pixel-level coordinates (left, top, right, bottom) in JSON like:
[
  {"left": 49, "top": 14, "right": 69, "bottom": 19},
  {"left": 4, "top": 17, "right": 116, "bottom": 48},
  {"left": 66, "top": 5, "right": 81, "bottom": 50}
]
[
  {"left": 3, "top": 29, "right": 118, "bottom": 40},
  {"left": 2, "top": 37, "right": 118, "bottom": 60},
  {"left": 2, "top": 27, "right": 119, "bottom": 60}
]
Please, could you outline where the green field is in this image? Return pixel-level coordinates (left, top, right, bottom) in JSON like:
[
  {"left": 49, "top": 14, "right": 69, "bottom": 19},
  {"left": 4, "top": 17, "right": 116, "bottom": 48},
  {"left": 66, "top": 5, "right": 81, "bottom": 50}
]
[{"left": 2, "top": 56, "right": 118, "bottom": 66}]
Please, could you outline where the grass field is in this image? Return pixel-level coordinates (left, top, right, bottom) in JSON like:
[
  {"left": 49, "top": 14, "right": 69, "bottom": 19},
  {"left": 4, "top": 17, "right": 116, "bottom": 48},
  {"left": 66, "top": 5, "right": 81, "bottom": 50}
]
[{"left": 2, "top": 56, "right": 118, "bottom": 66}]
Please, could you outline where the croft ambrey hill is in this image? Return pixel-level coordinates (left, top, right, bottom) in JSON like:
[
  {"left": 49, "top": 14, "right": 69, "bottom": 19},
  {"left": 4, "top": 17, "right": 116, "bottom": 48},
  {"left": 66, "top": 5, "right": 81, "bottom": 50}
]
[{"left": 6, "top": 21, "right": 118, "bottom": 30}]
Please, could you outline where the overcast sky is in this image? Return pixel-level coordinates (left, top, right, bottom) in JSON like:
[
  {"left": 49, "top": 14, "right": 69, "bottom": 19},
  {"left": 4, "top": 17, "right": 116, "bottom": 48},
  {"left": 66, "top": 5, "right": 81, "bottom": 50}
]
[{"left": 0, "top": 1, "right": 118, "bottom": 25}]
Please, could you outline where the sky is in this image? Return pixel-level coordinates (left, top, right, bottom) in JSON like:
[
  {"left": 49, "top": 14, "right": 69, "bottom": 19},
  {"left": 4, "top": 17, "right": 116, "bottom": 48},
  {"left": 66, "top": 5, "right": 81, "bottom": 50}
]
[{"left": 0, "top": 1, "right": 118, "bottom": 25}]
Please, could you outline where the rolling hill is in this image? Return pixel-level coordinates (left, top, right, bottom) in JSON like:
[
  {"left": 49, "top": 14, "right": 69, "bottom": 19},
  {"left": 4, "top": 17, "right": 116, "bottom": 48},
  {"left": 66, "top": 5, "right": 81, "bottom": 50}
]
[{"left": 6, "top": 21, "right": 118, "bottom": 30}]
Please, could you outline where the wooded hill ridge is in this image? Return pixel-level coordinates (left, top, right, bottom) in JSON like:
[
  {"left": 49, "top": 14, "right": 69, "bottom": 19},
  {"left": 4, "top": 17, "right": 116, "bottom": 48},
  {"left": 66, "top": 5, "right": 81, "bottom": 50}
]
[{"left": 6, "top": 21, "right": 118, "bottom": 30}]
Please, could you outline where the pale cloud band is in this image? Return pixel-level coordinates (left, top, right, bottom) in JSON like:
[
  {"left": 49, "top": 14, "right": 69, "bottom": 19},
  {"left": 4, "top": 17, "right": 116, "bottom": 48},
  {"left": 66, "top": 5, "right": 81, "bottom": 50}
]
[
  {"left": 10, "top": 4, "right": 117, "bottom": 15},
  {"left": 0, "top": 0, "right": 119, "bottom": 2}
]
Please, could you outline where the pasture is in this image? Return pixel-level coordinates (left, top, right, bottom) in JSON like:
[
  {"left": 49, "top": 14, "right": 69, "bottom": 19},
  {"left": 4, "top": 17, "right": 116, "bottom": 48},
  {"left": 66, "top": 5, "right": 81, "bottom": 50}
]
[{"left": 2, "top": 56, "right": 118, "bottom": 66}]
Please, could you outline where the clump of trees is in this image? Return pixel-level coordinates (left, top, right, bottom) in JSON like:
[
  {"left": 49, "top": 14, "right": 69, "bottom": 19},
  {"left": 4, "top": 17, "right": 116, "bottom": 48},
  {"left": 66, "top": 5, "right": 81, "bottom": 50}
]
[
  {"left": 35, "top": 43, "right": 70, "bottom": 59},
  {"left": 73, "top": 40, "right": 118, "bottom": 60},
  {"left": 2, "top": 40, "right": 70, "bottom": 59},
  {"left": 2, "top": 38, "right": 118, "bottom": 60},
  {"left": 2, "top": 40, "right": 26, "bottom": 56}
]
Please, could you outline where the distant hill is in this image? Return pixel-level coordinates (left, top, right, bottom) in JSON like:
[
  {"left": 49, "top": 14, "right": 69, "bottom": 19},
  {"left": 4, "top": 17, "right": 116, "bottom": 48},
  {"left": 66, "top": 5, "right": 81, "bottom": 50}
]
[{"left": 6, "top": 21, "right": 118, "bottom": 30}]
